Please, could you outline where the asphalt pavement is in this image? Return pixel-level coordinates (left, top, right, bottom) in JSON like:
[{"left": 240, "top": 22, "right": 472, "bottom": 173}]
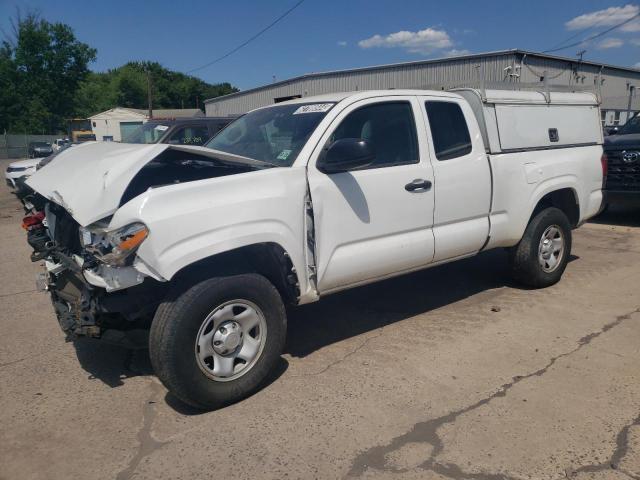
[{"left": 0, "top": 159, "right": 638, "bottom": 480}]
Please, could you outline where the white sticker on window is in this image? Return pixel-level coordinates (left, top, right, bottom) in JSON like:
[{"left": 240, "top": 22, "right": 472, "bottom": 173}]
[
  {"left": 277, "top": 149, "right": 292, "bottom": 160},
  {"left": 293, "top": 103, "right": 334, "bottom": 114},
  {"left": 154, "top": 125, "right": 169, "bottom": 131}
]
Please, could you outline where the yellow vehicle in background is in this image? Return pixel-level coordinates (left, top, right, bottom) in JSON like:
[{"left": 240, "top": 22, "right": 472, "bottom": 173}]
[
  {"left": 70, "top": 130, "right": 96, "bottom": 142},
  {"left": 67, "top": 119, "right": 96, "bottom": 143}
]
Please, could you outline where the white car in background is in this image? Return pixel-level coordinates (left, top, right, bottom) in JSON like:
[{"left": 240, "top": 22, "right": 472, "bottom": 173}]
[
  {"left": 5, "top": 142, "right": 80, "bottom": 194},
  {"left": 4, "top": 158, "right": 40, "bottom": 191},
  {"left": 52, "top": 138, "right": 70, "bottom": 151}
]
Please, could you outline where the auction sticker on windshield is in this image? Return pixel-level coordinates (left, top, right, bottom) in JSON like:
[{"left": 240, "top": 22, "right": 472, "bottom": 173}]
[
  {"left": 293, "top": 103, "right": 334, "bottom": 114},
  {"left": 277, "top": 150, "right": 292, "bottom": 161}
]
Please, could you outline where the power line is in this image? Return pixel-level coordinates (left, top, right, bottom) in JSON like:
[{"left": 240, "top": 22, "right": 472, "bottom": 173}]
[
  {"left": 545, "top": 8, "right": 621, "bottom": 52},
  {"left": 542, "top": 12, "right": 640, "bottom": 54},
  {"left": 186, "top": 0, "right": 306, "bottom": 74}
]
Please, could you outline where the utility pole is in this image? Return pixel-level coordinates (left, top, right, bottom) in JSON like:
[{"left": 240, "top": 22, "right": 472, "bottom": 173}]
[
  {"left": 146, "top": 69, "right": 153, "bottom": 119},
  {"left": 576, "top": 49, "right": 586, "bottom": 61},
  {"left": 626, "top": 84, "right": 636, "bottom": 124}
]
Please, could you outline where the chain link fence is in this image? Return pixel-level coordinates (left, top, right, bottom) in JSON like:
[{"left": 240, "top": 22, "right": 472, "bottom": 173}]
[{"left": 0, "top": 133, "right": 60, "bottom": 160}]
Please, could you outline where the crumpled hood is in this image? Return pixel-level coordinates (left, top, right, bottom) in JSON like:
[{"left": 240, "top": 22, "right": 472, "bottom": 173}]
[
  {"left": 27, "top": 142, "right": 168, "bottom": 225},
  {"left": 26, "top": 141, "right": 263, "bottom": 226}
]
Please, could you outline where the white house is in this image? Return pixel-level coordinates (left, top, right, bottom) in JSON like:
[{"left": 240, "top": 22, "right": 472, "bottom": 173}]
[{"left": 89, "top": 108, "right": 204, "bottom": 142}]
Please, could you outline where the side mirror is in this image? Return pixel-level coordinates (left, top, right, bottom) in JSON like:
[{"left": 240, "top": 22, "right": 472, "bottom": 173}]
[
  {"left": 606, "top": 126, "right": 619, "bottom": 135},
  {"left": 317, "top": 138, "right": 375, "bottom": 174}
]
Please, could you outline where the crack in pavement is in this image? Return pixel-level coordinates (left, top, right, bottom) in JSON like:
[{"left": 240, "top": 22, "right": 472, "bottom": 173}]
[
  {"left": 115, "top": 380, "right": 169, "bottom": 480},
  {"left": 0, "top": 289, "right": 37, "bottom": 298},
  {"left": 567, "top": 413, "right": 640, "bottom": 480},
  {"left": 288, "top": 328, "right": 385, "bottom": 377},
  {"left": 0, "top": 358, "right": 25, "bottom": 368},
  {"left": 346, "top": 308, "right": 640, "bottom": 480},
  {"left": 581, "top": 245, "right": 640, "bottom": 255}
]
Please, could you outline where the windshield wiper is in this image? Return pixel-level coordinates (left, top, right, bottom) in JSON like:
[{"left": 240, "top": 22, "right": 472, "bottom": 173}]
[{"left": 215, "top": 156, "right": 280, "bottom": 169}]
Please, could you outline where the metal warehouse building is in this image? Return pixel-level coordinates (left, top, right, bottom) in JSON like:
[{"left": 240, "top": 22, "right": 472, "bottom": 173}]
[{"left": 205, "top": 49, "right": 640, "bottom": 126}]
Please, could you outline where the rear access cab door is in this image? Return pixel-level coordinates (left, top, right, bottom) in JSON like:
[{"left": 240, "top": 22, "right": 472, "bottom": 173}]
[
  {"left": 418, "top": 95, "right": 492, "bottom": 262},
  {"left": 306, "top": 96, "right": 436, "bottom": 294}
]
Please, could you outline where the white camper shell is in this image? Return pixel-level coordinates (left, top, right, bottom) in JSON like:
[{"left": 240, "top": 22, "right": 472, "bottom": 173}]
[{"left": 453, "top": 89, "right": 602, "bottom": 153}]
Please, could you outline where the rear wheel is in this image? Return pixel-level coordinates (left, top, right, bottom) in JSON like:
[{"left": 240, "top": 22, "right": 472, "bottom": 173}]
[
  {"left": 509, "top": 207, "right": 572, "bottom": 288},
  {"left": 149, "top": 273, "right": 286, "bottom": 410}
]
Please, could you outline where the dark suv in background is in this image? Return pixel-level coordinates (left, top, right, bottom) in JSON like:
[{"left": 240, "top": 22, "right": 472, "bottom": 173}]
[
  {"left": 604, "top": 113, "right": 640, "bottom": 208},
  {"left": 28, "top": 142, "right": 54, "bottom": 158},
  {"left": 122, "top": 117, "right": 236, "bottom": 146}
]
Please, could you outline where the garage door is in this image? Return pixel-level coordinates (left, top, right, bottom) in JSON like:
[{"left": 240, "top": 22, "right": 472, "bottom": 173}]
[{"left": 120, "top": 121, "right": 143, "bottom": 141}]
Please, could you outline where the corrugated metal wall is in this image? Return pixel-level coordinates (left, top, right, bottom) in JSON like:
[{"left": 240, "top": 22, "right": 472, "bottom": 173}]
[
  {"left": 519, "top": 54, "right": 640, "bottom": 111},
  {"left": 205, "top": 52, "right": 640, "bottom": 117}
]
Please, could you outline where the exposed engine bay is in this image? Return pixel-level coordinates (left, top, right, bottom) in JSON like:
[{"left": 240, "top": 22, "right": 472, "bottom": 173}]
[{"left": 119, "top": 149, "right": 257, "bottom": 205}]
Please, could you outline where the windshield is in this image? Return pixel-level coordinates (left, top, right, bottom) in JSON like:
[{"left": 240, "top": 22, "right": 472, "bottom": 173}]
[
  {"left": 123, "top": 122, "right": 170, "bottom": 144},
  {"left": 205, "top": 102, "right": 334, "bottom": 166},
  {"left": 619, "top": 113, "right": 640, "bottom": 135}
]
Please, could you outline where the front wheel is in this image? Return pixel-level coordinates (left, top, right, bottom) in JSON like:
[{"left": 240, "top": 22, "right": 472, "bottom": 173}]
[
  {"left": 509, "top": 207, "right": 572, "bottom": 288},
  {"left": 149, "top": 273, "right": 287, "bottom": 410}
]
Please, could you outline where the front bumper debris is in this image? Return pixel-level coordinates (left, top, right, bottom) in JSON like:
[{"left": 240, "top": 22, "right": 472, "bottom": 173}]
[{"left": 35, "top": 272, "right": 48, "bottom": 292}]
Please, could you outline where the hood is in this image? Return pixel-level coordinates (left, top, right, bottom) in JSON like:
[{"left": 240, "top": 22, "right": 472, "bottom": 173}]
[
  {"left": 26, "top": 141, "right": 270, "bottom": 226},
  {"left": 604, "top": 133, "right": 640, "bottom": 149},
  {"left": 9, "top": 158, "right": 40, "bottom": 169}
]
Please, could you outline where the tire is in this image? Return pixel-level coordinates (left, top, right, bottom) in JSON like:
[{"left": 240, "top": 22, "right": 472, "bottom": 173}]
[
  {"left": 509, "top": 207, "right": 572, "bottom": 288},
  {"left": 149, "top": 273, "right": 287, "bottom": 410}
]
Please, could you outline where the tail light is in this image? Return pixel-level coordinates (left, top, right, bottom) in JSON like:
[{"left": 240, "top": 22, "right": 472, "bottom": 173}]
[
  {"left": 600, "top": 152, "right": 608, "bottom": 187},
  {"left": 22, "top": 211, "right": 45, "bottom": 231}
]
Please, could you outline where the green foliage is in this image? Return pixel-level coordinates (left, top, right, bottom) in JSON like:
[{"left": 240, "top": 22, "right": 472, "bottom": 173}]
[
  {"left": 74, "top": 62, "right": 238, "bottom": 118},
  {"left": 1, "top": 12, "right": 238, "bottom": 133},
  {"left": 0, "top": 11, "right": 96, "bottom": 133}
]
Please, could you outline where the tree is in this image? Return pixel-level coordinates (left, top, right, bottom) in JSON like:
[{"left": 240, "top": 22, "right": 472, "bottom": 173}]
[
  {"left": 0, "top": 10, "right": 97, "bottom": 133},
  {"left": 0, "top": 11, "right": 238, "bottom": 132},
  {"left": 74, "top": 61, "right": 238, "bottom": 117}
]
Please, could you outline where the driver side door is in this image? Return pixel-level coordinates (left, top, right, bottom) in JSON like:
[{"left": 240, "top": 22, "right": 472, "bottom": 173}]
[{"left": 307, "top": 96, "right": 436, "bottom": 294}]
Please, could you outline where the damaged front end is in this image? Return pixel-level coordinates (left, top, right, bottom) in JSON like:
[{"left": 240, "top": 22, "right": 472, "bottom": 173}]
[
  {"left": 26, "top": 200, "right": 166, "bottom": 343},
  {"left": 23, "top": 141, "right": 278, "bottom": 343}
]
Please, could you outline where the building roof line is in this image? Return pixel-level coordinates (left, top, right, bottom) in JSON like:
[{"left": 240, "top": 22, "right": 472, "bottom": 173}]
[{"left": 205, "top": 48, "right": 640, "bottom": 105}]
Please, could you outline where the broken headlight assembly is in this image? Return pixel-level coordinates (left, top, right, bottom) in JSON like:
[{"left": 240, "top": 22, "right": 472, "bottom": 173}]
[{"left": 79, "top": 222, "right": 149, "bottom": 266}]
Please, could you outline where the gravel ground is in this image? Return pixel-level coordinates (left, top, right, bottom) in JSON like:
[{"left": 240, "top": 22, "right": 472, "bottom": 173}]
[{"left": 0, "top": 160, "right": 638, "bottom": 480}]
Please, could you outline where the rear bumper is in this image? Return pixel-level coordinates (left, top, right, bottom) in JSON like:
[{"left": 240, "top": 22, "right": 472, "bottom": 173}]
[{"left": 604, "top": 190, "right": 640, "bottom": 207}]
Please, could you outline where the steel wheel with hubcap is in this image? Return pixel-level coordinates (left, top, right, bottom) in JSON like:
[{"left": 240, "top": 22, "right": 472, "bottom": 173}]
[
  {"left": 509, "top": 207, "right": 572, "bottom": 288},
  {"left": 195, "top": 300, "right": 267, "bottom": 382},
  {"left": 538, "top": 225, "right": 565, "bottom": 273},
  {"left": 150, "top": 273, "right": 287, "bottom": 410}
]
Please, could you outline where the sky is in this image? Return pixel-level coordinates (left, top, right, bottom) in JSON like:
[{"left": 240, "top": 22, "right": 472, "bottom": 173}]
[{"left": 1, "top": 0, "right": 639, "bottom": 91}]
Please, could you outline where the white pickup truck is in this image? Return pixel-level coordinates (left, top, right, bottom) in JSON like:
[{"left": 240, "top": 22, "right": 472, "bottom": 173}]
[{"left": 25, "top": 88, "right": 605, "bottom": 409}]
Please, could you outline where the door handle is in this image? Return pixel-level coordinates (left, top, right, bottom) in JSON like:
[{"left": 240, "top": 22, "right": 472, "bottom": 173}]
[{"left": 405, "top": 179, "right": 432, "bottom": 192}]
